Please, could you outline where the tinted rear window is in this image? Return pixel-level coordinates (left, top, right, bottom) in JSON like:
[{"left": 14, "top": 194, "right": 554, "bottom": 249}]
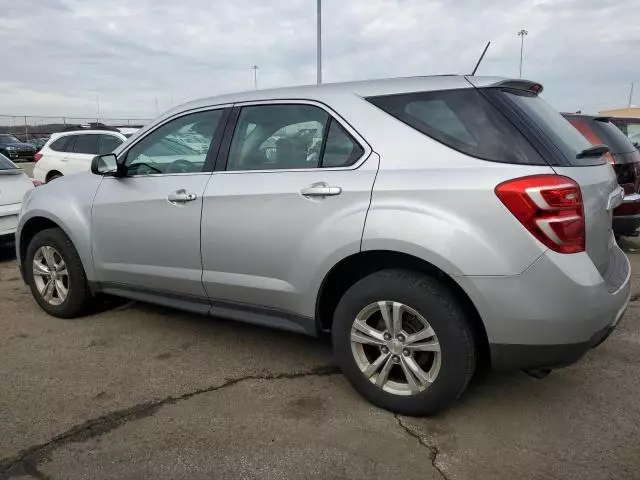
[
  {"left": 0, "top": 153, "right": 17, "bottom": 170},
  {"left": 367, "top": 88, "right": 545, "bottom": 165},
  {"left": 565, "top": 117, "right": 637, "bottom": 154},
  {"left": 499, "top": 90, "right": 600, "bottom": 166},
  {"left": 49, "top": 136, "right": 70, "bottom": 152}
]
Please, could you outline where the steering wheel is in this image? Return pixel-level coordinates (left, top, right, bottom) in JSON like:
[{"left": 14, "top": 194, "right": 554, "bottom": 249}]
[{"left": 166, "top": 159, "right": 196, "bottom": 174}]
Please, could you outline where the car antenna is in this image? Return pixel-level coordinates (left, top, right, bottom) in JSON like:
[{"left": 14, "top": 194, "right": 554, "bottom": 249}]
[{"left": 471, "top": 41, "right": 491, "bottom": 76}]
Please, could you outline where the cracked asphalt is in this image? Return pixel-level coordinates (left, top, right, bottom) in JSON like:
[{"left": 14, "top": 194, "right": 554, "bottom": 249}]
[{"left": 1, "top": 238, "right": 640, "bottom": 480}]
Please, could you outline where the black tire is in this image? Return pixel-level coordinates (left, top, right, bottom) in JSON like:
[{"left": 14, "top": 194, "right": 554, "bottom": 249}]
[
  {"left": 25, "top": 227, "right": 93, "bottom": 318},
  {"left": 332, "top": 269, "right": 476, "bottom": 416}
]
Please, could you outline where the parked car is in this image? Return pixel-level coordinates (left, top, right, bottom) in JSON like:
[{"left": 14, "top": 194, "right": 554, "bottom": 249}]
[
  {"left": 27, "top": 137, "right": 49, "bottom": 150},
  {"left": 0, "top": 134, "right": 37, "bottom": 162},
  {"left": 33, "top": 130, "right": 128, "bottom": 183},
  {"left": 628, "top": 132, "right": 640, "bottom": 148},
  {"left": 563, "top": 114, "right": 640, "bottom": 237},
  {"left": 17, "top": 76, "right": 630, "bottom": 416},
  {"left": 0, "top": 153, "right": 33, "bottom": 240},
  {"left": 116, "top": 127, "right": 141, "bottom": 138}
]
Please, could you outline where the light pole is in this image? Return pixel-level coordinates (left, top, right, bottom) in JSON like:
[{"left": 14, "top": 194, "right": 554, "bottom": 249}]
[
  {"left": 517, "top": 29, "right": 528, "bottom": 79},
  {"left": 252, "top": 65, "right": 259, "bottom": 90},
  {"left": 317, "top": 0, "right": 322, "bottom": 84}
]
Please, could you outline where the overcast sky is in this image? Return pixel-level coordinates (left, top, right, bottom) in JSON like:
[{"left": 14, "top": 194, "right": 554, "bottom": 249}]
[{"left": 1, "top": 0, "right": 638, "bottom": 120}]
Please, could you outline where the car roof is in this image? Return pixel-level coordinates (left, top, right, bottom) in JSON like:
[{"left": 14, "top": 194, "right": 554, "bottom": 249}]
[
  {"left": 159, "top": 75, "right": 515, "bottom": 117},
  {"left": 50, "top": 130, "right": 125, "bottom": 140}
]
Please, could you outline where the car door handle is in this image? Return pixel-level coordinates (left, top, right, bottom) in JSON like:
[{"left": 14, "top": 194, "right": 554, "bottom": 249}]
[
  {"left": 300, "top": 183, "right": 342, "bottom": 197},
  {"left": 167, "top": 189, "right": 197, "bottom": 203}
]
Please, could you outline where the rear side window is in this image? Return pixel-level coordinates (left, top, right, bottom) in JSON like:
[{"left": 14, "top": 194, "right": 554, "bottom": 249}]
[
  {"left": 321, "top": 119, "right": 364, "bottom": 168},
  {"left": 367, "top": 88, "right": 545, "bottom": 165},
  {"left": 71, "top": 134, "right": 101, "bottom": 154},
  {"left": 98, "top": 135, "right": 123, "bottom": 154},
  {"left": 49, "top": 136, "right": 70, "bottom": 152}
]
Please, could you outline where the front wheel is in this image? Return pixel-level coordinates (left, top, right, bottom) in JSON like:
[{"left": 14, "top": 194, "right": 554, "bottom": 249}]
[
  {"left": 332, "top": 269, "right": 476, "bottom": 416},
  {"left": 25, "top": 227, "right": 93, "bottom": 318}
]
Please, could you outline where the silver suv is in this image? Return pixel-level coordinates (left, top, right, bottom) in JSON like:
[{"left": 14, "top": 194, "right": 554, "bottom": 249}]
[{"left": 16, "top": 76, "right": 631, "bottom": 415}]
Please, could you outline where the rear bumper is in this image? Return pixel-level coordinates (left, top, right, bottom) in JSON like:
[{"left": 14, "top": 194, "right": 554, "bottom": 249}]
[
  {"left": 457, "top": 243, "right": 631, "bottom": 370},
  {"left": 489, "top": 298, "right": 627, "bottom": 370}
]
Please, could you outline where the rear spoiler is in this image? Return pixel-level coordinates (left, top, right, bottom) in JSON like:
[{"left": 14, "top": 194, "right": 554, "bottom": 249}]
[{"left": 465, "top": 77, "right": 543, "bottom": 94}]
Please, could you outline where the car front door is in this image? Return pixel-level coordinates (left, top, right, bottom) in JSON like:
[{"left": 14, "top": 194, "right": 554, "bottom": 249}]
[
  {"left": 200, "top": 102, "right": 377, "bottom": 330},
  {"left": 91, "top": 107, "right": 229, "bottom": 309}
]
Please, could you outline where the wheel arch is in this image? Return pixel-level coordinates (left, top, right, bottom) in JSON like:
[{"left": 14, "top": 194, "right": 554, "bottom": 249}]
[
  {"left": 18, "top": 211, "right": 97, "bottom": 288},
  {"left": 19, "top": 216, "right": 68, "bottom": 267},
  {"left": 46, "top": 170, "right": 63, "bottom": 182},
  {"left": 315, "top": 249, "right": 490, "bottom": 368}
]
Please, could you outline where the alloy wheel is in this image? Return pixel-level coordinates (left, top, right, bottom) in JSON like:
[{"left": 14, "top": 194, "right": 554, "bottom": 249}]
[
  {"left": 32, "top": 245, "right": 69, "bottom": 306},
  {"left": 350, "top": 301, "right": 441, "bottom": 396}
]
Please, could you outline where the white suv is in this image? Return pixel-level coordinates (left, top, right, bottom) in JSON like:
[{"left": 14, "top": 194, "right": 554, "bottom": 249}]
[{"left": 33, "top": 130, "right": 127, "bottom": 183}]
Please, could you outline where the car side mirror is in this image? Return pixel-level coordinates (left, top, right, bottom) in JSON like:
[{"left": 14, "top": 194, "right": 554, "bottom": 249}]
[{"left": 91, "top": 154, "right": 124, "bottom": 176}]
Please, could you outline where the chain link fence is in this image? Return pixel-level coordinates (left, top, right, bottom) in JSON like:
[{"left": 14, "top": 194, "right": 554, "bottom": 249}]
[{"left": 0, "top": 115, "right": 151, "bottom": 141}]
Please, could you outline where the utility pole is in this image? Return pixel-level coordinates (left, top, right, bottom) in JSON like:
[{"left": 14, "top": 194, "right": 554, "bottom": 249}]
[
  {"left": 96, "top": 94, "right": 101, "bottom": 121},
  {"left": 517, "top": 29, "right": 528, "bottom": 79},
  {"left": 628, "top": 82, "right": 635, "bottom": 107},
  {"left": 317, "top": 0, "right": 322, "bottom": 84},
  {"left": 252, "top": 65, "right": 259, "bottom": 90}
]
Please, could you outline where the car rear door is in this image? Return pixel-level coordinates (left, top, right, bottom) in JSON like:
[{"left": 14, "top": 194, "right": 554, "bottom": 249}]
[{"left": 199, "top": 101, "right": 377, "bottom": 328}]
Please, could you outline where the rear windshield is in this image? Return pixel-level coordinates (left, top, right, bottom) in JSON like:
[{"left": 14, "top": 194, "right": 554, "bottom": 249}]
[
  {"left": 565, "top": 116, "right": 637, "bottom": 154},
  {"left": 0, "top": 134, "right": 21, "bottom": 143},
  {"left": 499, "top": 90, "right": 600, "bottom": 166},
  {"left": 0, "top": 153, "right": 18, "bottom": 170},
  {"left": 367, "top": 88, "right": 545, "bottom": 165}
]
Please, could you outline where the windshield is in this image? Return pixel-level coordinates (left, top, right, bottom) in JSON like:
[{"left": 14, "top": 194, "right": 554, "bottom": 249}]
[
  {"left": 0, "top": 134, "right": 22, "bottom": 143},
  {"left": 0, "top": 152, "right": 18, "bottom": 170}
]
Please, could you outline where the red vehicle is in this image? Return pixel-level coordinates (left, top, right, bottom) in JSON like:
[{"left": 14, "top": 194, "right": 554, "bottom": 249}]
[{"left": 563, "top": 114, "right": 640, "bottom": 237}]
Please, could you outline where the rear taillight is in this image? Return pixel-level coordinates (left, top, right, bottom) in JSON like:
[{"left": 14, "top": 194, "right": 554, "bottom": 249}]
[
  {"left": 34, "top": 152, "right": 43, "bottom": 162},
  {"left": 495, "top": 175, "right": 585, "bottom": 254}
]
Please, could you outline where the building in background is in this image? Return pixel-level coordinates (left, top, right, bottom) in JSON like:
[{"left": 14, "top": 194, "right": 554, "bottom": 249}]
[{"left": 599, "top": 107, "right": 640, "bottom": 137}]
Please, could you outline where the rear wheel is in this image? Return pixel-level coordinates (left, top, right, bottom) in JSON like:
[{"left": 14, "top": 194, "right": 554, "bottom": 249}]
[
  {"left": 332, "top": 269, "right": 476, "bottom": 416},
  {"left": 25, "top": 228, "right": 93, "bottom": 318}
]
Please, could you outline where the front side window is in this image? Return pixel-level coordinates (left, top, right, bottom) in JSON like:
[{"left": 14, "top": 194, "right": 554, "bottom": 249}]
[
  {"left": 124, "top": 109, "right": 223, "bottom": 175},
  {"left": 72, "top": 134, "right": 101, "bottom": 154},
  {"left": 226, "top": 104, "right": 364, "bottom": 171}
]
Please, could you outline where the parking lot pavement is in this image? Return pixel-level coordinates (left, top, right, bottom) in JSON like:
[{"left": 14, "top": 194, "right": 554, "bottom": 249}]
[{"left": 1, "top": 240, "right": 639, "bottom": 480}]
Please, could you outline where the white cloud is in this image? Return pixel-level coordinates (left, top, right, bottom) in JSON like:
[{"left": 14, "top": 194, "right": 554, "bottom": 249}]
[{"left": 0, "top": 0, "right": 638, "bottom": 118}]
